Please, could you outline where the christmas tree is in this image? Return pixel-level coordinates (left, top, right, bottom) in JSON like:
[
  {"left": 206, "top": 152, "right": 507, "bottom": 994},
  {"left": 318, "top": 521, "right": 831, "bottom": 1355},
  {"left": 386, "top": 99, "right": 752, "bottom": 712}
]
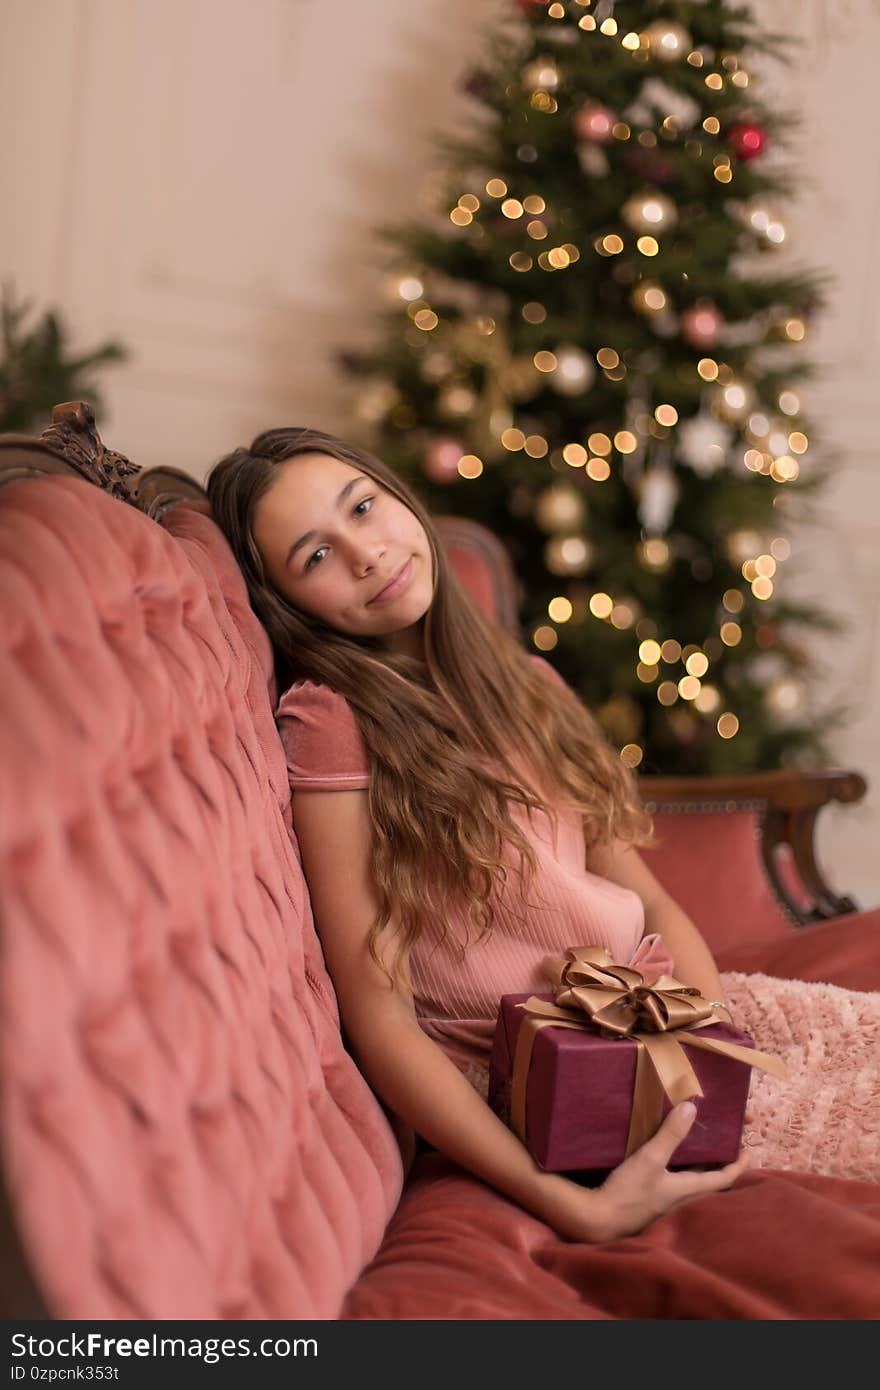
[
  {"left": 0, "top": 284, "right": 125, "bottom": 435},
  {"left": 341, "top": 0, "right": 846, "bottom": 775}
]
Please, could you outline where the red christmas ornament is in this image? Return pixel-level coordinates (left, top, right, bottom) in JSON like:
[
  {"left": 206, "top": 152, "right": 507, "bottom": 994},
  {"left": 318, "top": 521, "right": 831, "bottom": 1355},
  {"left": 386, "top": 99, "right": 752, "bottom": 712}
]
[
  {"left": 574, "top": 102, "right": 616, "bottom": 145},
  {"left": 726, "top": 122, "right": 768, "bottom": 161},
  {"left": 423, "top": 437, "right": 463, "bottom": 484},
  {"left": 680, "top": 301, "right": 724, "bottom": 350}
]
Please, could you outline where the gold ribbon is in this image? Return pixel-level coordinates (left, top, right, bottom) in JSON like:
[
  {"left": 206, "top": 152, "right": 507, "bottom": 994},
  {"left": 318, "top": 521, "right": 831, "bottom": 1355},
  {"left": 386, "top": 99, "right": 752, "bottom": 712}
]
[{"left": 509, "top": 946, "right": 787, "bottom": 1159}]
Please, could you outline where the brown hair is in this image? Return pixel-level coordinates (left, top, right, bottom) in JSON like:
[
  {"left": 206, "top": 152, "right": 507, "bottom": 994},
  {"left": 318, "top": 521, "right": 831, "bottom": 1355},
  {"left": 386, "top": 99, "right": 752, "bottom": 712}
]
[{"left": 206, "top": 427, "right": 653, "bottom": 985}]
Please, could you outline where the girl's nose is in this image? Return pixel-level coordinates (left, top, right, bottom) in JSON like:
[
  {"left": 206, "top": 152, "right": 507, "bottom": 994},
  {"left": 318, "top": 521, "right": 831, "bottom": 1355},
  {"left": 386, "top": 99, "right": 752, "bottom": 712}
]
[{"left": 348, "top": 535, "right": 386, "bottom": 575}]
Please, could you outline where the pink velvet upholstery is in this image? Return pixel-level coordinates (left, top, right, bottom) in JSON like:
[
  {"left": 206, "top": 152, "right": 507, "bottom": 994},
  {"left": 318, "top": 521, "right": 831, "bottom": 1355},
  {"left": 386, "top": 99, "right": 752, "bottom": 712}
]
[
  {"left": 0, "top": 477, "right": 402, "bottom": 1318},
  {"left": 640, "top": 810, "right": 794, "bottom": 953}
]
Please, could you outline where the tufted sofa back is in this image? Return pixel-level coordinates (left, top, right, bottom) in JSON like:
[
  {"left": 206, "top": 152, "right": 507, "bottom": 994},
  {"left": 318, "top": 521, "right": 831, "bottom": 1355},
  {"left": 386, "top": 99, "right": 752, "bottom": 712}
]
[{"left": 0, "top": 475, "right": 404, "bottom": 1318}]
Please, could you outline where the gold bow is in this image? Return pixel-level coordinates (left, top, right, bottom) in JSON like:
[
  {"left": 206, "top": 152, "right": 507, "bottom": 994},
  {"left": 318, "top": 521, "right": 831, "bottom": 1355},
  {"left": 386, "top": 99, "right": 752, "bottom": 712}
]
[{"left": 510, "top": 945, "right": 787, "bottom": 1159}]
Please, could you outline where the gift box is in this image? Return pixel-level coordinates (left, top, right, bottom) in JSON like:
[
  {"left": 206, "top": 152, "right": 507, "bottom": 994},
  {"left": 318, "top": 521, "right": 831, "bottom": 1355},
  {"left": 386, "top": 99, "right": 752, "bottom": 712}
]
[{"left": 489, "top": 990, "right": 757, "bottom": 1173}]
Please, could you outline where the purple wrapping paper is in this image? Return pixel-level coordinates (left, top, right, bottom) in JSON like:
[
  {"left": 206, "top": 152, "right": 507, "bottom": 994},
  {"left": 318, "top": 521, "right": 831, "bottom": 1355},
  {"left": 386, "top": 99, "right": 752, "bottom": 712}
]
[{"left": 488, "top": 991, "right": 756, "bottom": 1172}]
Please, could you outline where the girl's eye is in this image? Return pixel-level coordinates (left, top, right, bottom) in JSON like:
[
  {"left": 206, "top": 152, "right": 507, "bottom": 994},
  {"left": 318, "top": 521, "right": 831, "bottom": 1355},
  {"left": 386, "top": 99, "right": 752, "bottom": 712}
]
[{"left": 301, "top": 497, "right": 375, "bottom": 572}]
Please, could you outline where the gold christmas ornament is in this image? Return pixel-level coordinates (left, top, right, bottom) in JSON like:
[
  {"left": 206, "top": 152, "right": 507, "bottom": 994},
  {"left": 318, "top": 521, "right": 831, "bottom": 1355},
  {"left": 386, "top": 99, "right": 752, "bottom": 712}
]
[
  {"left": 642, "top": 20, "right": 693, "bottom": 63},
  {"left": 549, "top": 344, "right": 596, "bottom": 395},
  {"left": 631, "top": 280, "right": 668, "bottom": 315},
  {"left": 536, "top": 484, "right": 586, "bottom": 533},
  {"left": 522, "top": 55, "right": 559, "bottom": 92},
  {"left": 621, "top": 192, "right": 678, "bottom": 234},
  {"left": 715, "top": 377, "right": 756, "bottom": 423},
  {"left": 498, "top": 355, "right": 542, "bottom": 401},
  {"left": 438, "top": 383, "right": 477, "bottom": 417},
  {"left": 354, "top": 378, "right": 399, "bottom": 423},
  {"left": 545, "top": 534, "right": 592, "bottom": 576}
]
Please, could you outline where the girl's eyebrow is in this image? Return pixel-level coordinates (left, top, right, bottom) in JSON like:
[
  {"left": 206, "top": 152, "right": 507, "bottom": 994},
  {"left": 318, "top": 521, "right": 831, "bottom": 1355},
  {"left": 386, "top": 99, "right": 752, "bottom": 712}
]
[{"left": 284, "top": 475, "right": 369, "bottom": 566}]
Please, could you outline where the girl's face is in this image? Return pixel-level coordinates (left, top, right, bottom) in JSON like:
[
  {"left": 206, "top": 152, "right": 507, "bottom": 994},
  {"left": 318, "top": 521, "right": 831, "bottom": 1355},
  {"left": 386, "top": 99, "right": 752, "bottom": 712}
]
[{"left": 252, "top": 452, "right": 434, "bottom": 656}]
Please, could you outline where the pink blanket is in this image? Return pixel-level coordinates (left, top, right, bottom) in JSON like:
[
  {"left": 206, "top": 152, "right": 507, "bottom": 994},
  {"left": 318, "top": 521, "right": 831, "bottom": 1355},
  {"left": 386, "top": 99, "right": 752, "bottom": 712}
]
[{"left": 723, "top": 970, "right": 879, "bottom": 1184}]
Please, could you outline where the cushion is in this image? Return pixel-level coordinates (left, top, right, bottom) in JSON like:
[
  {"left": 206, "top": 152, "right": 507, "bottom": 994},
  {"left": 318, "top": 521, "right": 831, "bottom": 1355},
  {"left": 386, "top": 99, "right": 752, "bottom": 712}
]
[
  {"left": 640, "top": 809, "right": 795, "bottom": 953},
  {"left": 0, "top": 477, "right": 403, "bottom": 1318}
]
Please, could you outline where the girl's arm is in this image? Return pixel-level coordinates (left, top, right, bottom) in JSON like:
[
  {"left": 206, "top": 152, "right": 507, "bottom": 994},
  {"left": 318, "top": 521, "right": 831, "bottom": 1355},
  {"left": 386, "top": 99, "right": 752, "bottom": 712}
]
[
  {"left": 293, "top": 789, "right": 745, "bottom": 1242},
  {"left": 585, "top": 839, "right": 727, "bottom": 1008}
]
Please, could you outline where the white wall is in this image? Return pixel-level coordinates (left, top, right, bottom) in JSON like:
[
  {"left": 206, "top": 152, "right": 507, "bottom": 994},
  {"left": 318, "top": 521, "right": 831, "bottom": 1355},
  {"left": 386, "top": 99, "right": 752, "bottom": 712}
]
[{"left": 2, "top": 0, "right": 877, "bottom": 907}]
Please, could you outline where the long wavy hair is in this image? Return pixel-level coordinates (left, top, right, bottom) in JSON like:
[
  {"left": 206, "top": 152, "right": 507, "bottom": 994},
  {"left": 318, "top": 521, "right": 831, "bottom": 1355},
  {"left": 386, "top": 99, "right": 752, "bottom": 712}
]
[{"left": 206, "top": 427, "right": 654, "bottom": 986}]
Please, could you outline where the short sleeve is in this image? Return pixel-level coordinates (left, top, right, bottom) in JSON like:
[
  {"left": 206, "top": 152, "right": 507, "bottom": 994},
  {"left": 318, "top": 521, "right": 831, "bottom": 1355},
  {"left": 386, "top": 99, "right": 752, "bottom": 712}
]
[
  {"left": 275, "top": 680, "right": 370, "bottom": 791},
  {"left": 529, "top": 653, "right": 570, "bottom": 693}
]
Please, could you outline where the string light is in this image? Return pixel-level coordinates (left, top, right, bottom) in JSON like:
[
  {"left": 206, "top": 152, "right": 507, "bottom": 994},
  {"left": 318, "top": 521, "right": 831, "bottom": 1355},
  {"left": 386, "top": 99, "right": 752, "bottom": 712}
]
[
  {"left": 717, "top": 712, "right": 740, "bottom": 739},
  {"left": 589, "top": 592, "right": 614, "bottom": 619},
  {"left": 457, "top": 455, "right": 483, "bottom": 478},
  {"left": 397, "top": 276, "right": 423, "bottom": 301},
  {"left": 533, "top": 625, "right": 558, "bottom": 651},
  {"left": 586, "top": 457, "right": 611, "bottom": 481},
  {"left": 611, "top": 603, "right": 636, "bottom": 629},
  {"left": 686, "top": 652, "right": 709, "bottom": 677},
  {"left": 548, "top": 596, "right": 573, "bottom": 622},
  {"left": 620, "top": 745, "right": 643, "bottom": 767}
]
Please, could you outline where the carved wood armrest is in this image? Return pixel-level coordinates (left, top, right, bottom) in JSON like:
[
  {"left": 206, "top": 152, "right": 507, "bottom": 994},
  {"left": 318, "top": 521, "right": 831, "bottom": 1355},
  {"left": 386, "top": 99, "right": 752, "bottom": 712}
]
[{"left": 639, "top": 769, "right": 869, "bottom": 926}]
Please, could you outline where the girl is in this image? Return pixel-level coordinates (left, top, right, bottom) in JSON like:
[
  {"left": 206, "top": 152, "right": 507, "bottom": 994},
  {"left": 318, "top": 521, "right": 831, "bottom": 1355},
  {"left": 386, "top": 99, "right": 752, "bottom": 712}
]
[{"left": 206, "top": 426, "right": 877, "bottom": 1241}]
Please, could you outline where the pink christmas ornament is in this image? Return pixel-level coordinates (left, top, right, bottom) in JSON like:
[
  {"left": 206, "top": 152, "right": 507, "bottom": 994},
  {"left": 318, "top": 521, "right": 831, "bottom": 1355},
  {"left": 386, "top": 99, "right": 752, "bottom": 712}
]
[
  {"left": 680, "top": 301, "right": 724, "bottom": 349},
  {"left": 574, "top": 102, "right": 616, "bottom": 144},
  {"left": 423, "top": 437, "right": 463, "bottom": 484},
  {"left": 726, "top": 122, "right": 768, "bottom": 161}
]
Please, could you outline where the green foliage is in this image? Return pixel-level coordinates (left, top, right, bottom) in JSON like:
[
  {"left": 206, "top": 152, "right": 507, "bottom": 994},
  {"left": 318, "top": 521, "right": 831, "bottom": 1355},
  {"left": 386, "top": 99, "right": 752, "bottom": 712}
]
[
  {"left": 0, "top": 284, "right": 126, "bottom": 434},
  {"left": 342, "top": 0, "right": 842, "bottom": 775}
]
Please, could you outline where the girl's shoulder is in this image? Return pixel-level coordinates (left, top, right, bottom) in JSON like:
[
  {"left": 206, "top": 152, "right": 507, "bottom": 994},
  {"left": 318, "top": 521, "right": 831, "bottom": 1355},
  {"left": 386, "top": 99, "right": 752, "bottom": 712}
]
[
  {"left": 527, "top": 653, "right": 568, "bottom": 692},
  {"left": 275, "top": 679, "right": 369, "bottom": 792}
]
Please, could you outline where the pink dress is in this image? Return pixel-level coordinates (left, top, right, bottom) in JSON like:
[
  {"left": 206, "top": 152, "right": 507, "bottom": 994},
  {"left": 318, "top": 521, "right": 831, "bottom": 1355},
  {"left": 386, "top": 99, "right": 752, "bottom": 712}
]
[{"left": 276, "top": 655, "right": 673, "bottom": 1098}]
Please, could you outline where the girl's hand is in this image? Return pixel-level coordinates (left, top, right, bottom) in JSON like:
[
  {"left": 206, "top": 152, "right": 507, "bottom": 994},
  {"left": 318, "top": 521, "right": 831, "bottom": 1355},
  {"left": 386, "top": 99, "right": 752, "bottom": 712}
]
[{"left": 545, "top": 1102, "right": 749, "bottom": 1243}]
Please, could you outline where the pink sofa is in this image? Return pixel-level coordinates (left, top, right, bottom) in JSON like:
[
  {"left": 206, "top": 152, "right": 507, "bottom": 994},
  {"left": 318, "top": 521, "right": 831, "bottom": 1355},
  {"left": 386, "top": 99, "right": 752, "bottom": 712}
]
[{"left": 1, "top": 404, "right": 878, "bottom": 1321}]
